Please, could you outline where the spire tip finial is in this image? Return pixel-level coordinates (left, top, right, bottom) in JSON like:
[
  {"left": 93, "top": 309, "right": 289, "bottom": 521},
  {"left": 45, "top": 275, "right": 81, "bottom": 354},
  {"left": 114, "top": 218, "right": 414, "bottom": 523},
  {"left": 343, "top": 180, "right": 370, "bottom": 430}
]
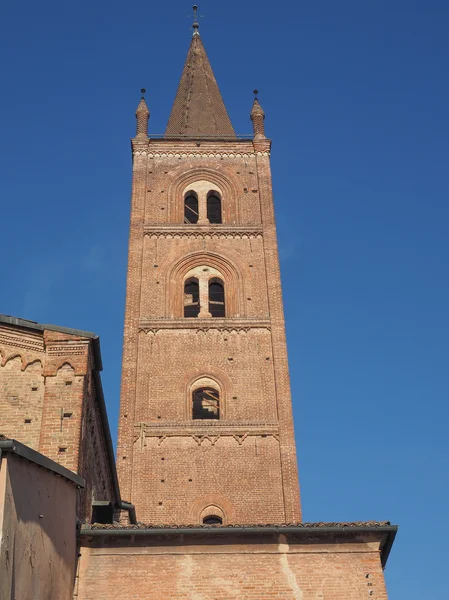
[
  {"left": 192, "top": 4, "right": 201, "bottom": 36},
  {"left": 251, "top": 91, "right": 265, "bottom": 138}
]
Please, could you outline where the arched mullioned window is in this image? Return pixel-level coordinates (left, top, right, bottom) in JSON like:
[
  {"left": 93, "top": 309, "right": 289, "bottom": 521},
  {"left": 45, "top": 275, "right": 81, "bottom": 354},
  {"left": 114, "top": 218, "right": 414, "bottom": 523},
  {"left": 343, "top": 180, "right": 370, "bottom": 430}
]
[
  {"left": 203, "top": 515, "right": 223, "bottom": 525},
  {"left": 184, "top": 278, "right": 200, "bottom": 317},
  {"left": 192, "top": 387, "right": 220, "bottom": 420},
  {"left": 208, "top": 278, "right": 225, "bottom": 318},
  {"left": 207, "top": 191, "right": 222, "bottom": 224},
  {"left": 184, "top": 191, "right": 199, "bottom": 224}
]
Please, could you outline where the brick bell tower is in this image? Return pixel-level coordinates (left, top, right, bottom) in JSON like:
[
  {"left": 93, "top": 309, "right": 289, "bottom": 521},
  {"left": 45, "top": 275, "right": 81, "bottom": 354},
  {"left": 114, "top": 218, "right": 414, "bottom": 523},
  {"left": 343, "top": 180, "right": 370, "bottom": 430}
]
[{"left": 117, "top": 20, "right": 301, "bottom": 525}]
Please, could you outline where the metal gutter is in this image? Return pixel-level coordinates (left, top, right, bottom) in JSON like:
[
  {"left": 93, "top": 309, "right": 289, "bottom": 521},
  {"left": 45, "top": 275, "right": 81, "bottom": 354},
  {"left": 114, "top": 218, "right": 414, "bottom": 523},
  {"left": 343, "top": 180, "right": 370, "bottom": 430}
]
[
  {"left": 80, "top": 525, "right": 398, "bottom": 537},
  {"left": 379, "top": 527, "right": 397, "bottom": 568},
  {"left": 118, "top": 501, "right": 137, "bottom": 525},
  {"left": 0, "top": 314, "right": 97, "bottom": 341},
  {"left": 0, "top": 439, "right": 85, "bottom": 487}
]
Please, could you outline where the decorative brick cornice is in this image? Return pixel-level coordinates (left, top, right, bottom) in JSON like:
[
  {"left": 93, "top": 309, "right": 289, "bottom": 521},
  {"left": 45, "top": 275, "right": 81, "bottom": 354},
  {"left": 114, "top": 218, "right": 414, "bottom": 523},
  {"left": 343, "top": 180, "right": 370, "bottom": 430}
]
[
  {"left": 136, "top": 421, "right": 278, "bottom": 431},
  {"left": 46, "top": 343, "right": 89, "bottom": 357},
  {"left": 133, "top": 150, "right": 270, "bottom": 158},
  {"left": 43, "top": 338, "right": 91, "bottom": 376},
  {"left": 144, "top": 226, "right": 263, "bottom": 240},
  {"left": 138, "top": 318, "right": 271, "bottom": 334},
  {"left": 134, "top": 422, "right": 279, "bottom": 448},
  {"left": 0, "top": 329, "right": 44, "bottom": 353},
  {"left": 130, "top": 137, "right": 271, "bottom": 158}
]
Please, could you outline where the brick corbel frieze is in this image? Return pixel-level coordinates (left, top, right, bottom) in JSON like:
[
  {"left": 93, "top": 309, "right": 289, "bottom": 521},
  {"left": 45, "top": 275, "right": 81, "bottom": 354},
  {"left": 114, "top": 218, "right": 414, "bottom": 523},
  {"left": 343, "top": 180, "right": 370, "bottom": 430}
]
[
  {"left": 131, "top": 138, "right": 267, "bottom": 158},
  {"left": 143, "top": 226, "right": 263, "bottom": 240},
  {"left": 43, "top": 330, "right": 92, "bottom": 376},
  {"left": 134, "top": 422, "right": 280, "bottom": 449},
  {"left": 0, "top": 325, "right": 45, "bottom": 370},
  {"left": 134, "top": 150, "right": 265, "bottom": 158},
  {"left": 138, "top": 318, "right": 271, "bottom": 334}
]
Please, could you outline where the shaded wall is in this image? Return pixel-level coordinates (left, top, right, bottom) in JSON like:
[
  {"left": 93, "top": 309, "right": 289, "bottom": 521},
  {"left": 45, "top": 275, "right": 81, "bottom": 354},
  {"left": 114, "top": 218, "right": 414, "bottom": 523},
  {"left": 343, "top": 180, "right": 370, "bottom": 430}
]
[{"left": 0, "top": 453, "right": 77, "bottom": 600}]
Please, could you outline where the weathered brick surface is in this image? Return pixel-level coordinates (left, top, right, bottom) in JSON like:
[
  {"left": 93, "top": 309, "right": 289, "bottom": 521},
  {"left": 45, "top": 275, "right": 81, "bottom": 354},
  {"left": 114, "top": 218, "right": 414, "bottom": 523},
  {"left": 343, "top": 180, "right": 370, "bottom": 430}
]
[
  {"left": 76, "top": 534, "right": 389, "bottom": 600},
  {"left": 117, "top": 138, "right": 301, "bottom": 523},
  {"left": 77, "top": 368, "right": 117, "bottom": 521},
  {"left": 0, "top": 358, "right": 44, "bottom": 448},
  {"left": 0, "top": 323, "right": 117, "bottom": 521}
]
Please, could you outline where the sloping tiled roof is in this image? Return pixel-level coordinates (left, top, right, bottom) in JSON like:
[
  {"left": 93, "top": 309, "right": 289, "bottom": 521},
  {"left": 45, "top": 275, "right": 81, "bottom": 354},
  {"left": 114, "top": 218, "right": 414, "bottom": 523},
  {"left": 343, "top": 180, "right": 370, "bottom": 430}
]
[
  {"left": 165, "top": 35, "right": 235, "bottom": 138},
  {"left": 80, "top": 521, "right": 397, "bottom": 568},
  {"left": 86, "top": 521, "right": 392, "bottom": 531}
]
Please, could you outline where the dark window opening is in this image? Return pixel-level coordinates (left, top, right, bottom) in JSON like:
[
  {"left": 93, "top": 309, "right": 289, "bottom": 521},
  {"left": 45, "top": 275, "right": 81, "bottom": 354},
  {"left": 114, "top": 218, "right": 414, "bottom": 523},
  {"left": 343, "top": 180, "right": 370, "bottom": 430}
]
[
  {"left": 184, "top": 278, "right": 200, "bottom": 317},
  {"left": 192, "top": 387, "right": 220, "bottom": 420},
  {"left": 207, "top": 192, "right": 222, "bottom": 224},
  {"left": 209, "top": 278, "right": 225, "bottom": 318},
  {"left": 203, "top": 515, "right": 223, "bottom": 525},
  {"left": 184, "top": 192, "right": 199, "bottom": 224},
  {"left": 92, "top": 501, "right": 114, "bottom": 525}
]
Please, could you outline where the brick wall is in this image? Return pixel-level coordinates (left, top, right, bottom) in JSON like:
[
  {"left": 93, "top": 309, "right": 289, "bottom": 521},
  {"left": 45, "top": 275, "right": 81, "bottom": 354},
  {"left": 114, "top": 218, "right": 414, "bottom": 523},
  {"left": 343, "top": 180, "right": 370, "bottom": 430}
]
[
  {"left": 0, "top": 321, "right": 118, "bottom": 521},
  {"left": 0, "top": 356, "right": 44, "bottom": 448},
  {"left": 76, "top": 530, "right": 391, "bottom": 599},
  {"left": 117, "top": 138, "right": 301, "bottom": 524},
  {"left": 77, "top": 368, "right": 117, "bottom": 521}
]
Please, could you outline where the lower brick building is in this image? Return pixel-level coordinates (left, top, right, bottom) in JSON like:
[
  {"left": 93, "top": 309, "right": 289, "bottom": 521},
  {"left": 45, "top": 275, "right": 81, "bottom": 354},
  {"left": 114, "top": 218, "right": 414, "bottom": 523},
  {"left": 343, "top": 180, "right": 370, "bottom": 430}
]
[
  {"left": 76, "top": 524, "right": 395, "bottom": 600},
  {"left": 0, "top": 15, "right": 397, "bottom": 600}
]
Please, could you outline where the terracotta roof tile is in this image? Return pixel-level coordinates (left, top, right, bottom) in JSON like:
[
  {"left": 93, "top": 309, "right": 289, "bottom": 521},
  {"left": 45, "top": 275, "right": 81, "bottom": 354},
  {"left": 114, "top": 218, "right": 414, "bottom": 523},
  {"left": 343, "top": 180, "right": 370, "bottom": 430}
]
[{"left": 87, "top": 521, "right": 391, "bottom": 530}]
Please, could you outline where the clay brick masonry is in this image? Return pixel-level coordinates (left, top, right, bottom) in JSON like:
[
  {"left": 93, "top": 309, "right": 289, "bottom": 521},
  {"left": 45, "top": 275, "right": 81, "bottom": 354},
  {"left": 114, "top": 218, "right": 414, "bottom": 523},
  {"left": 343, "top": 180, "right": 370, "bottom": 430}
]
[
  {"left": 117, "top": 35, "right": 301, "bottom": 526},
  {"left": 0, "top": 318, "right": 118, "bottom": 522}
]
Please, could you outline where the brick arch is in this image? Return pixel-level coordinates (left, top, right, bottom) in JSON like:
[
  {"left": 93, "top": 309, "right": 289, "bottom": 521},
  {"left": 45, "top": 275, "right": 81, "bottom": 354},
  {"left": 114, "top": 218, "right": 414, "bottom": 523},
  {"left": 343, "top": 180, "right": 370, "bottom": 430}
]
[
  {"left": 200, "top": 505, "right": 225, "bottom": 524},
  {"left": 53, "top": 361, "right": 76, "bottom": 375},
  {"left": 55, "top": 358, "right": 76, "bottom": 374},
  {"left": 189, "top": 493, "right": 235, "bottom": 525},
  {"left": 23, "top": 358, "right": 43, "bottom": 372},
  {"left": 167, "top": 167, "right": 240, "bottom": 224},
  {"left": 2, "top": 352, "right": 27, "bottom": 370},
  {"left": 181, "top": 367, "right": 233, "bottom": 420},
  {"left": 166, "top": 251, "right": 245, "bottom": 318}
]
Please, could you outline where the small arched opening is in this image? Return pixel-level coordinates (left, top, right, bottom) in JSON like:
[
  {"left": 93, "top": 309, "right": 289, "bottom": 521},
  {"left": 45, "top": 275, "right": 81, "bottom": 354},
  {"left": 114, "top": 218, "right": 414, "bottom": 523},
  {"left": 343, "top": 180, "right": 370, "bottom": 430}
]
[
  {"left": 207, "top": 191, "right": 222, "bottom": 224},
  {"left": 202, "top": 515, "right": 223, "bottom": 525},
  {"left": 184, "top": 277, "right": 200, "bottom": 317},
  {"left": 208, "top": 278, "right": 225, "bottom": 317},
  {"left": 184, "top": 191, "right": 199, "bottom": 224},
  {"left": 192, "top": 387, "right": 220, "bottom": 420}
]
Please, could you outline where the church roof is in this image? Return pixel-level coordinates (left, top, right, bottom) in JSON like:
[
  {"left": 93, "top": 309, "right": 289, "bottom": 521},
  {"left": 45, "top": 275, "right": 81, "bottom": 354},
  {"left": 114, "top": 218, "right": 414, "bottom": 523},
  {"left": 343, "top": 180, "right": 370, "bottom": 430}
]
[
  {"left": 84, "top": 520, "right": 393, "bottom": 531},
  {"left": 165, "top": 34, "right": 236, "bottom": 139},
  {"left": 80, "top": 521, "right": 397, "bottom": 567}
]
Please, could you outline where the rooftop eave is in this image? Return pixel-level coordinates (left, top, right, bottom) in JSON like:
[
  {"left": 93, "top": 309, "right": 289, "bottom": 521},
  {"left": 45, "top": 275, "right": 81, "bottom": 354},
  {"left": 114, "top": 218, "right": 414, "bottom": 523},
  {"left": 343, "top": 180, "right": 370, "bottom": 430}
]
[
  {"left": 79, "top": 523, "right": 397, "bottom": 568},
  {"left": 0, "top": 438, "right": 86, "bottom": 487}
]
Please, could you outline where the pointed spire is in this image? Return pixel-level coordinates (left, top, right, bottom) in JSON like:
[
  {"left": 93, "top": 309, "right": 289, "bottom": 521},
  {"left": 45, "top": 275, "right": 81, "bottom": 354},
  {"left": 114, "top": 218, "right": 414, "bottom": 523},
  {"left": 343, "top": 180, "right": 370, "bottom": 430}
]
[
  {"left": 135, "top": 90, "right": 149, "bottom": 138},
  {"left": 250, "top": 91, "right": 265, "bottom": 139},
  {"left": 165, "top": 35, "right": 235, "bottom": 138}
]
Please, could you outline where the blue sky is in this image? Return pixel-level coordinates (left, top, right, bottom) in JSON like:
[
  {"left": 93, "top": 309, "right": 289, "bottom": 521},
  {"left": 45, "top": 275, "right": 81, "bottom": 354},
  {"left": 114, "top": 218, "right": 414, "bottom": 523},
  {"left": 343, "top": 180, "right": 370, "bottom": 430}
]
[{"left": 1, "top": 1, "right": 448, "bottom": 596}]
